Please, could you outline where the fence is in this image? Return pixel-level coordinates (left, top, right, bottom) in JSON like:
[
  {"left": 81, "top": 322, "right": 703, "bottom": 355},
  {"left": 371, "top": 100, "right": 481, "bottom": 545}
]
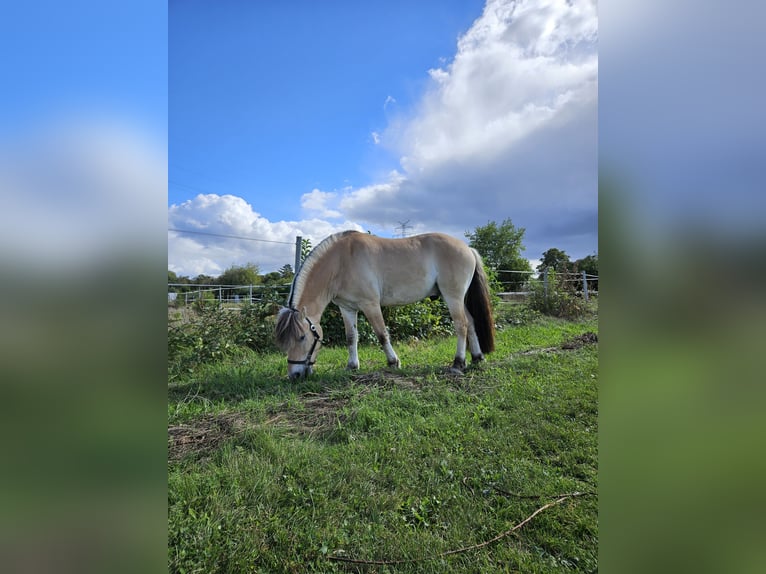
[
  {"left": 169, "top": 269, "right": 598, "bottom": 306},
  {"left": 495, "top": 269, "right": 598, "bottom": 301},
  {"left": 168, "top": 283, "right": 291, "bottom": 305}
]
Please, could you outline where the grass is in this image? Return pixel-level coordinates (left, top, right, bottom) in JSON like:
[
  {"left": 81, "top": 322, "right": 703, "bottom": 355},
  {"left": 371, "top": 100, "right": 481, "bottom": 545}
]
[{"left": 168, "top": 305, "right": 598, "bottom": 573}]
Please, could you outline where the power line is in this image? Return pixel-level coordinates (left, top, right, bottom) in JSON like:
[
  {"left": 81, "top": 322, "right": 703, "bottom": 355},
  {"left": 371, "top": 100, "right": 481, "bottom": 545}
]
[{"left": 168, "top": 228, "right": 294, "bottom": 245}]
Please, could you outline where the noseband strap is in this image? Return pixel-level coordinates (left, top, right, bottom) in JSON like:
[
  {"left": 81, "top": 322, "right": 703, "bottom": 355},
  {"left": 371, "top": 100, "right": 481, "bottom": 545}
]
[{"left": 286, "top": 315, "right": 322, "bottom": 367}]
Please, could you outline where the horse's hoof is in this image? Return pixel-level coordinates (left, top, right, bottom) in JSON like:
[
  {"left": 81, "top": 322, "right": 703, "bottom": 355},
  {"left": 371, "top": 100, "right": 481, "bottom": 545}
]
[
  {"left": 346, "top": 362, "right": 359, "bottom": 370},
  {"left": 451, "top": 357, "right": 467, "bottom": 371},
  {"left": 387, "top": 360, "right": 401, "bottom": 368},
  {"left": 448, "top": 366, "right": 465, "bottom": 375}
]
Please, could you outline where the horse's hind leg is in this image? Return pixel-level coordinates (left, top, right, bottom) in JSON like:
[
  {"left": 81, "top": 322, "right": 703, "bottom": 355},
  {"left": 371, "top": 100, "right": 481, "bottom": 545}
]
[
  {"left": 360, "top": 304, "right": 400, "bottom": 368},
  {"left": 443, "top": 294, "right": 469, "bottom": 372},
  {"left": 465, "top": 309, "right": 484, "bottom": 364},
  {"left": 339, "top": 306, "right": 360, "bottom": 370}
]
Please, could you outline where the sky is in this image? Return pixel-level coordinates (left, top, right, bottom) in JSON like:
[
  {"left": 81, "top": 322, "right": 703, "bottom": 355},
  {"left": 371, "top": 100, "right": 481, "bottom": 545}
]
[{"left": 169, "top": 0, "right": 598, "bottom": 277}]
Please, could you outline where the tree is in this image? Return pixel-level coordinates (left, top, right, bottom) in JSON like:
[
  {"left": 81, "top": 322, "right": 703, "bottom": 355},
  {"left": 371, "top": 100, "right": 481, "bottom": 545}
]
[
  {"left": 278, "top": 264, "right": 294, "bottom": 279},
  {"left": 573, "top": 254, "right": 597, "bottom": 275},
  {"left": 261, "top": 271, "right": 283, "bottom": 286},
  {"left": 537, "top": 248, "right": 571, "bottom": 274},
  {"left": 301, "top": 238, "right": 312, "bottom": 263},
  {"left": 217, "top": 263, "right": 261, "bottom": 286},
  {"left": 573, "top": 253, "right": 598, "bottom": 291},
  {"left": 465, "top": 219, "right": 531, "bottom": 291},
  {"left": 168, "top": 270, "right": 192, "bottom": 293}
]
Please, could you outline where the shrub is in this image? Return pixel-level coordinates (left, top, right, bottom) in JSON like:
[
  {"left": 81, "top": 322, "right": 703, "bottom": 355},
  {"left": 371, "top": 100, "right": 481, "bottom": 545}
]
[
  {"left": 527, "top": 269, "right": 589, "bottom": 320},
  {"left": 168, "top": 288, "right": 284, "bottom": 379},
  {"left": 319, "top": 298, "right": 452, "bottom": 347}
]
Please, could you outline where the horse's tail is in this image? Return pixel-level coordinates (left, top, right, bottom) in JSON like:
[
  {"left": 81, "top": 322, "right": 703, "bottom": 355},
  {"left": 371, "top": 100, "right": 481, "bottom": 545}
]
[{"left": 466, "top": 249, "right": 495, "bottom": 354}]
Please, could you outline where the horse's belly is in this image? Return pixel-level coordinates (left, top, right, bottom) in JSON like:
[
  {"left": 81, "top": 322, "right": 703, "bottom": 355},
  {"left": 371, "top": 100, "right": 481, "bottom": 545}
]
[{"left": 379, "top": 277, "right": 436, "bottom": 306}]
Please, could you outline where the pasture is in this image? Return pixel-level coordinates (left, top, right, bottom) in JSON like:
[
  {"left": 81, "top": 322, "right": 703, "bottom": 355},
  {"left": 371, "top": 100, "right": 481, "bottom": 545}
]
[{"left": 168, "top": 303, "right": 598, "bottom": 573}]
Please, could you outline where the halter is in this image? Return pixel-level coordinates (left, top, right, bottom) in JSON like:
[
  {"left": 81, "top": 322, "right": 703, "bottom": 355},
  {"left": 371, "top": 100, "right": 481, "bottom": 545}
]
[{"left": 286, "top": 315, "right": 322, "bottom": 367}]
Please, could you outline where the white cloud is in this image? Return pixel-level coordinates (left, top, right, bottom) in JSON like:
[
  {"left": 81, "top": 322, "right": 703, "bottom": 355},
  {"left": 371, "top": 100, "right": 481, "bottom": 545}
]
[
  {"left": 168, "top": 193, "right": 363, "bottom": 276},
  {"left": 300, "top": 188, "right": 342, "bottom": 218},
  {"left": 383, "top": 95, "right": 397, "bottom": 110},
  {"left": 338, "top": 0, "right": 598, "bottom": 259},
  {"left": 371, "top": 131, "right": 381, "bottom": 145}
]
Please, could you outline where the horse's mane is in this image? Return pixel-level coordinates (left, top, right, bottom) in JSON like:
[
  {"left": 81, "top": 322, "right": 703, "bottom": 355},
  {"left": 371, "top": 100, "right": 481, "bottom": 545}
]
[
  {"left": 274, "top": 307, "right": 303, "bottom": 351},
  {"left": 286, "top": 230, "right": 358, "bottom": 309}
]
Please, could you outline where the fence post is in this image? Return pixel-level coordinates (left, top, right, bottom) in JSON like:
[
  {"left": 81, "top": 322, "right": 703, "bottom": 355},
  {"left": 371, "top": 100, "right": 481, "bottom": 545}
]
[
  {"left": 249, "top": 284, "right": 253, "bottom": 303},
  {"left": 295, "top": 235, "right": 303, "bottom": 274},
  {"left": 543, "top": 267, "right": 549, "bottom": 301},
  {"left": 582, "top": 270, "right": 589, "bottom": 302}
]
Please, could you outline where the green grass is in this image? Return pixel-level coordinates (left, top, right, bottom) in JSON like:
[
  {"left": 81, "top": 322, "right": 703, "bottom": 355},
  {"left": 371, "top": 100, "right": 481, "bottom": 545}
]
[{"left": 168, "top": 310, "right": 598, "bottom": 573}]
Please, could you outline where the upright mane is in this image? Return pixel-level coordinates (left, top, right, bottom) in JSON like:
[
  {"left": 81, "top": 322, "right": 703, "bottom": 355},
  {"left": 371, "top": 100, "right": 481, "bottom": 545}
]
[{"left": 287, "top": 230, "right": 358, "bottom": 309}]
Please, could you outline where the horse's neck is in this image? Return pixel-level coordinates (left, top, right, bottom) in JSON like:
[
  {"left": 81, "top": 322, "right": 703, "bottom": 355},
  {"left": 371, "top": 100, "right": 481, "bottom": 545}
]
[
  {"left": 296, "top": 295, "right": 330, "bottom": 321},
  {"left": 295, "top": 269, "right": 333, "bottom": 320}
]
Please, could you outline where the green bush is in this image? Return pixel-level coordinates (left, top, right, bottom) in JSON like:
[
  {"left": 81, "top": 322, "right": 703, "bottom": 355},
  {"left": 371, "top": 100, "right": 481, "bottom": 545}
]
[
  {"left": 168, "top": 289, "right": 283, "bottom": 379},
  {"left": 527, "top": 269, "right": 588, "bottom": 319},
  {"left": 319, "top": 298, "right": 453, "bottom": 347}
]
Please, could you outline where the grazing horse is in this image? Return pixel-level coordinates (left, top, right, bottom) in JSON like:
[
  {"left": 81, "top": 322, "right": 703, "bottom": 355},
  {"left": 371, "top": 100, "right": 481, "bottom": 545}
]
[{"left": 274, "top": 230, "right": 495, "bottom": 379}]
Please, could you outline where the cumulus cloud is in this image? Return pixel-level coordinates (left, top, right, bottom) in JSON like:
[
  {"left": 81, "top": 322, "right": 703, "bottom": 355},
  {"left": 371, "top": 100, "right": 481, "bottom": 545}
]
[
  {"left": 301, "top": 189, "right": 341, "bottom": 218},
  {"left": 340, "top": 0, "right": 598, "bottom": 259},
  {"left": 168, "top": 193, "right": 363, "bottom": 276}
]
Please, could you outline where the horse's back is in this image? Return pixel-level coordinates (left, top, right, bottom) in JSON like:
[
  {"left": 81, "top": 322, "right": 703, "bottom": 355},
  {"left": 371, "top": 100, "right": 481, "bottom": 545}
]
[
  {"left": 338, "top": 231, "right": 472, "bottom": 269},
  {"left": 331, "top": 232, "right": 476, "bottom": 305}
]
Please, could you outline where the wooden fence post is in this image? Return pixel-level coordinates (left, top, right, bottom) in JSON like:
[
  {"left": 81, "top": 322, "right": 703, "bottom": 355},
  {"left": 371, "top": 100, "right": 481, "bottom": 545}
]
[
  {"left": 543, "top": 267, "right": 549, "bottom": 301},
  {"left": 582, "top": 270, "right": 589, "bottom": 302}
]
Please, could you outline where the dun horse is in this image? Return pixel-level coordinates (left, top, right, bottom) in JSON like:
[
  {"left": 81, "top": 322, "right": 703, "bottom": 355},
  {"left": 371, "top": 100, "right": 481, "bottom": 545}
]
[{"left": 275, "top": 230, "right": 495, "bottom": 379}]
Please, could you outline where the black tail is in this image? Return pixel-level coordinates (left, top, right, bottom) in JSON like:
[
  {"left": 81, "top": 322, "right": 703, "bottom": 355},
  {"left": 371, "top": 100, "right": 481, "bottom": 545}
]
[{"left": 465, "top": 250, "right": 495, "bottom": 354}]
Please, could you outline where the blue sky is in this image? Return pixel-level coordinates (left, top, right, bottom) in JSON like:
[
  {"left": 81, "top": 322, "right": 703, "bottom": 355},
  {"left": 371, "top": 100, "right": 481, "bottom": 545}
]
[
  {"left": 170, "top": 0, "right": 484, "bottom": 218},
  {"left": 169, "top": 0, "right": 599, "bottom": 276}
]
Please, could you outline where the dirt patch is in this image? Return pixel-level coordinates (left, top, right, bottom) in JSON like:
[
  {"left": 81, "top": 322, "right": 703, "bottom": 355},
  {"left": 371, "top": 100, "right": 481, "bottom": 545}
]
[
  {"left": 264, "top": 373, "right": 424, "bottom": 438},
  {"left": 351, "top": 370, "right": 424, "bottom": 390},
  {"left": 264, "top": 393, "right": 350, "bottom": 438},
  {"left": 168, "top": 412, "right": 251, "bottom": 461},
  {"left": 561, "top": 331, "right": 598, "bottom": 350},
  {"left": 517, "top": 331, "right": 598, "bottom": 357}
]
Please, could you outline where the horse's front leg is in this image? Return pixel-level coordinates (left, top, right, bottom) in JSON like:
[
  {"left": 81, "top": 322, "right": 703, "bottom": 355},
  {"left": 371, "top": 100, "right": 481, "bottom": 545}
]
[
  {"left": 361, "top": 304, "right": 400, "bottom": 368},
  {"left": 339, "top": 306, "right": 360, "bottom": 370}
]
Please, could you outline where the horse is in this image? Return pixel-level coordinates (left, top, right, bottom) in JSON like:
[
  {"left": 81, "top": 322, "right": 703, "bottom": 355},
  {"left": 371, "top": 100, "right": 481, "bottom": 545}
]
[{"left": 274, "top": 230, "right": 495, "bottom": 379}]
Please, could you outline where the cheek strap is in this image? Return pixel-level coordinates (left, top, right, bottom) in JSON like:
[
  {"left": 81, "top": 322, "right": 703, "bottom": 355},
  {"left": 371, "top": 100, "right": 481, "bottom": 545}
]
[{"left": 286, "top": 317, "right": 322, "bottom": 366}]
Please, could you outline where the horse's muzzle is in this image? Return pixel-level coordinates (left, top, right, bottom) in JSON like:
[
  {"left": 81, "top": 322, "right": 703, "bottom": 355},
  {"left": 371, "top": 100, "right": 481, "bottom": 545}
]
[{"left": 287, "top": 364, "right": 313, "bottom": 380}]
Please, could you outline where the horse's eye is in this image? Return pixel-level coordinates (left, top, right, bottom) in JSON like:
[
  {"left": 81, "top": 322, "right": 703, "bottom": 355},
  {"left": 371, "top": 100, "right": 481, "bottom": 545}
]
[{"left": 300, "top": 335, "right": 306, "bottom": 341}]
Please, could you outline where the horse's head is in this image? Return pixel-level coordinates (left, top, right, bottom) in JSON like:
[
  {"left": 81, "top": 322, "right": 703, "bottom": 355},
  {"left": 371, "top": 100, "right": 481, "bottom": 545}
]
[{"left": 275, "top": 306, "right": 324, "bottom": 379}]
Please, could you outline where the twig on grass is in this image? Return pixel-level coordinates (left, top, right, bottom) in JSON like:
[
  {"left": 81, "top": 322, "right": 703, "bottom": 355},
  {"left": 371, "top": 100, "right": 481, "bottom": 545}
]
[
  {"left": 490, "top": 485, "right": 597, "bottom": 499},
  {"left": 327, "top": 491, "right": 594, "bottom": 566}
]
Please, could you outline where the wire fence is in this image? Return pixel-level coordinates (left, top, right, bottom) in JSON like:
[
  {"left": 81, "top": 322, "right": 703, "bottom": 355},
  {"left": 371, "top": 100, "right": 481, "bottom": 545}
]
[
  {"left": 168, "top": 283, "right": 291, "bottom": 305},
  {"left": 168, "top": 266, "right": 599, "bottom": 306},
  {"left": 494, "top": 269, "right": 599, "bottom": 301}
]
